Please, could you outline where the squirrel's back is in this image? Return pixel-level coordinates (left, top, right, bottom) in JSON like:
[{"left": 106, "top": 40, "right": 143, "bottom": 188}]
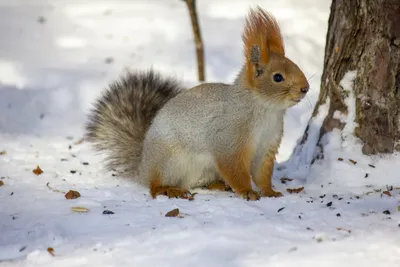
[
  {"left": 85, "top": 70, "right": 184, "bottom": 176},
  {"left": 144, "top": 83, "right": 250, "bottom": 148}
]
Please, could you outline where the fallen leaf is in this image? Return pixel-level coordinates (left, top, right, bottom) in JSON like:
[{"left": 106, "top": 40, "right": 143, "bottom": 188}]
[
  {"left": 287, "top": 187, "right": 304, "bottom": 194},
  {"left": 280, "top": 177, "right": 294, "bottom": 182},
  {"left": 0, "top": 180, "right": 4, "bottom": 187},
  {"left": 382, "top": 191, "right": 392, "bottom": 197},
  {"left": 368, "top": 164, "right": 376, "bottom": 168},
  {"left": 47, "top": 247, "right": 55, "bottom": 256},
  {"left": 46, "top": 182, "right": 65, "bottom": 193},
  {"left": 103, "top": 210, "right": 114, "bottom": 215},
  {"left": 65, "top": 190, "right": 81, "bottom": 199},
  {"left": 277, "top": 207, "right": 285, "bottom": 213},
  {"left": 71, "top": 206, "right": 89, "bottom": 213},
  {"left": 337, "top": 227, "right": 351, "bottom": 233},
  {"left": 74, "top": 138, "right": 85, "bottom": 145},
  {"left": 348, "top": 159, "right": 357, "bottom": 165},
  {"left": 165, "top": 208, "right": 179, "bottom": 217},
  {"left": 32, "top": 166, "right": 43, "bottom": 175},
  {"left": 337, "top": 157, "right": 343, "bottom": 161},
  {"left": 0, "top": 150, "right": 6, "bottom": 155}
]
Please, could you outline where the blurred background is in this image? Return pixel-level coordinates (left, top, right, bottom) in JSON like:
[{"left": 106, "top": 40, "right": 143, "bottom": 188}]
[{"left": 0, "top": 0, "right": 331, "bottom": 161}]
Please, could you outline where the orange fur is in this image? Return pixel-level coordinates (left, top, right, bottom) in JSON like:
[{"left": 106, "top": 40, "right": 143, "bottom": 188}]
[
  {"left": 253, "top": 140, "right": 283, "bottom": 197},
  {"left": 149, "top": 172, "right": 192, "bottom": 199},
  {"left": 206, "top": 180, "right": 232, "bottom": 192},
  {"left": 215, "top": 141, "right": 260, "bottom": 200},
  {"left": 242, "top": 6, "right": 285, "bottom": 86}
]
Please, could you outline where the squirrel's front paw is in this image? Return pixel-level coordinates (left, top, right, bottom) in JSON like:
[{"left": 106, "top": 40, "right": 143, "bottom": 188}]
[
  {"left": 239, "top": 190, "right": 260, "bottom": 201},
  {"left": 262, "top": 189, "right": 283, "bottom": 198}
]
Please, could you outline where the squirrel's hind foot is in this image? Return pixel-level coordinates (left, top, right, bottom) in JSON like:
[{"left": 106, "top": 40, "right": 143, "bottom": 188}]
[
  {"left": 151, "top": 186, "right": 194, "bottom": 200},
  {"left": 150, "top": 175, "right": 194, "bottom": 200},
  {"left": 205, "top": 180, "right": 233, "bottom": 192}
]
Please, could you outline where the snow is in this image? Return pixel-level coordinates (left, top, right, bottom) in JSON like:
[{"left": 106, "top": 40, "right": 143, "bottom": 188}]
[
  {"left": 1, "top": 0, "right": 399, "bottom": 266},
  {"left": 334, "top": 70, "right": 358, "bottom": 144}
]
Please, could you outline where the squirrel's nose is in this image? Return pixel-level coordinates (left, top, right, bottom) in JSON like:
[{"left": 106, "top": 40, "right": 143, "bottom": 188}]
[{"left": 300, "top": 86, "right": 309, "bottom": 94}]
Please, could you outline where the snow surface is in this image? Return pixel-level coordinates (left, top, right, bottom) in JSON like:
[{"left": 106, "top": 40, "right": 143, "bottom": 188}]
[{"left": 1, "top": 0, "right": 399, "bottom": 266}]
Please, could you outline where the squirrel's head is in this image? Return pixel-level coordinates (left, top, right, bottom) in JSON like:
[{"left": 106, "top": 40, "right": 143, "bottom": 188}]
[{"left": 242, "top": 6, "right": 309, "bottom": 108}]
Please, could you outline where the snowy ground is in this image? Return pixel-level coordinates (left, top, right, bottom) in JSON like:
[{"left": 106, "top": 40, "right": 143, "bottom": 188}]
[{"left": 0, "top": 0, "right": 399, "bottom": 266}]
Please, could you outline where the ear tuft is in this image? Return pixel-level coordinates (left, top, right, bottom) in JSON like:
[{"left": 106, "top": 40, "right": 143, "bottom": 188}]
[{"left": 242, "top": 6, "right": 285, "bottom": 87}]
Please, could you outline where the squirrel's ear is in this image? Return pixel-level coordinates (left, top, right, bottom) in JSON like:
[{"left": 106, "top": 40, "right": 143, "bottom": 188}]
[
  {"left": 250, "top": 45, "right": 264, "bottom": 78},
  {"left": 242, "top": 6, "right": 285, "bottom": 86}
]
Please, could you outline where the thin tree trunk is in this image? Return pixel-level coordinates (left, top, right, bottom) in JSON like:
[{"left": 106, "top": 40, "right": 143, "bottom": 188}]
[
  {"left": 299, "top": 0, "right": 400, "bottom": 162},
  {"left": 183, "top": 0, "right": 206, "bottom": 82}
]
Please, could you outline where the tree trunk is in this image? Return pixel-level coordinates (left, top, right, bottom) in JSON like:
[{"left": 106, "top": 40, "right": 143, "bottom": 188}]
[
  {"left": 300, "top": 0, "right": 400, "bottom": 161},
  {"left": 183, "top": 0, "right": 206, "bottom": 82}
]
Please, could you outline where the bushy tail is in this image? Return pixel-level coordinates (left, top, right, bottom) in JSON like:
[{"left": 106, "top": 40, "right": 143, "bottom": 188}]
[{"left": 85, "top": 70, "right": 183, "bottom": 176}]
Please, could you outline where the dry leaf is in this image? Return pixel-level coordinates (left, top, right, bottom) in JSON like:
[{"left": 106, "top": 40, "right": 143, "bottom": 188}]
[
  {"left": 0, "top": 150, "right": 6, "bottom": 155},
  {"left": 46, "top": 182, "right": 65, "bottom": 193},
  {"left": 280, "top": 177, "right": 294, "bottom": 182},
  {"left": 33, "top": 165, "right": 43, "bottom": 175},
  {"left": 337, "top": 227, "right": 351, "bottom": 233},
  {"left": 47, "top": 247, "right": 55, "bottom": 256},
  {"left": 65, "top": 190, "right": 81, "bottom": 199},
  {"left": 74, "top": 138, "right": 84, "bottom": 145},
  {"left": 337, "top": 157, "right": 344, "bottom": 161},
  {"left": 287, "top": 187, "right": 305, "bottom": 194},
  {"left": 165, "top": 208, "right": 180, "bottom": 217},
  {"left": 71, "top": 206, "right": 89, "bottom": 213},
  {"left": 0, "top": 180, "right": 4, "bottom": 187},
  {"left": 382, "top": 191, "right": 392, "bottom": 197},
  {"left": 348, "top": 159, "right": 357, "bottom": 165},
  {"left": 103, "top": 210, "right": 114, "bottom": 215}
]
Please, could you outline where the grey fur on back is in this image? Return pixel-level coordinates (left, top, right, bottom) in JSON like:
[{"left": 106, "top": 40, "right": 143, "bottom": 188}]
[{"left": 85, "top": 70, "right": 184, "bottom": 176}]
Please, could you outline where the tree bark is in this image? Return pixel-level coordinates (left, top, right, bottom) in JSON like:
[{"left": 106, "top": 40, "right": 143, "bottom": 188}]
[
  {"left": 301, "top": 0, "right": 400, "bottom": 160},
  {"left": 183, "top": 0, "right": 206, "bottom": 82}
]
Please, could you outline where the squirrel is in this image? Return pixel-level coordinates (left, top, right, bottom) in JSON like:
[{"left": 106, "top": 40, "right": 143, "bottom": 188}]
[{"left": 85, "top": 6, "right": 309, "bottom": 201}]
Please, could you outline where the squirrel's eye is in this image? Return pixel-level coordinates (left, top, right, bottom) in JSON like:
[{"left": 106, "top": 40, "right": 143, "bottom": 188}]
[{"left": 273, "top": 73, "right": 284, "bottom": 83}]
